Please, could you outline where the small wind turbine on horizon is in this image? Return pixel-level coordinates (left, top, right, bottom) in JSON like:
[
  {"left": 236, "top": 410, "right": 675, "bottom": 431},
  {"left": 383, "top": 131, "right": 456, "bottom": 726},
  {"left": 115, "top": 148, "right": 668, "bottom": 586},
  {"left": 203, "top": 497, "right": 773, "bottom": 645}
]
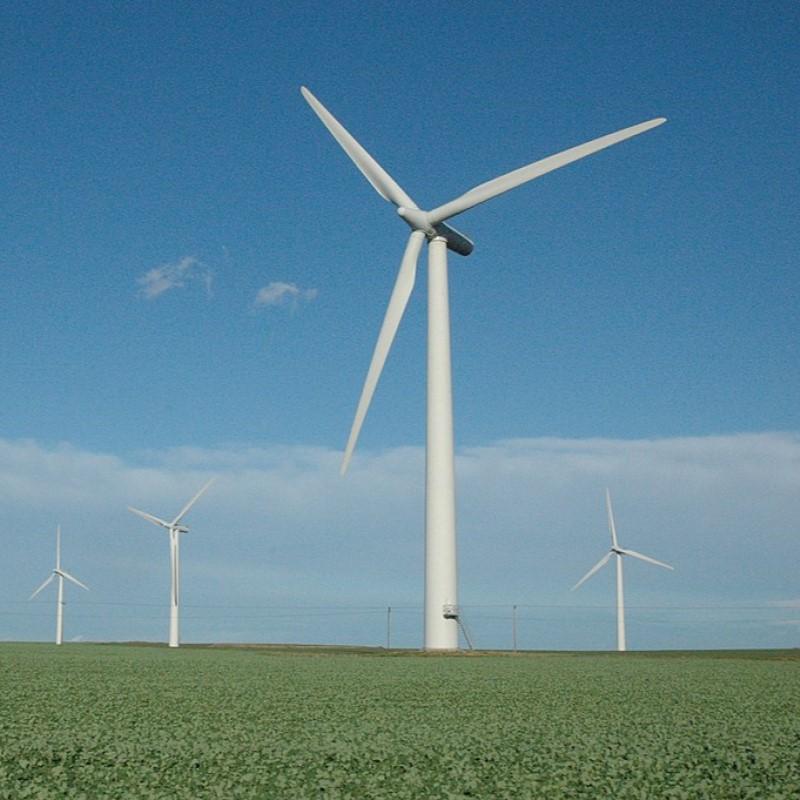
[
  {"left": 127, "top": 478, "right": 215, "bottom": 648},
  {"left": 572, "top": 489, "right": 674, "bottom": 651},
  {"left": 29, "top": 525, "right": 89, "bottom": 645},
  {"left": 302, "top": 86, "right": 666, "bottom": 651}
]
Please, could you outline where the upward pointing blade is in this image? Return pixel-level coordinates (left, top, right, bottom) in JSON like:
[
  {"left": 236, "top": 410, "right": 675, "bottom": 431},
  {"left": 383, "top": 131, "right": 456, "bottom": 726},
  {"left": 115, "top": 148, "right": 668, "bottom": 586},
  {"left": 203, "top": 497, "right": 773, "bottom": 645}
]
[
  {"left": 341, "top": 230, "right": 426, "bottom": 475},
  {"left": 172, "top": 478, "right": 216, "bottom": 526},
  {"left": 606, "top": 488, "right": 619, "bottom": 549},
  {"left": 301, "top": 87, "right": 418, "bottom": 210},
  {"left": 618, "top": 548, "right": 674, "bottom": 571},
  {"left": 427, "top": 117, "right": 666, "bottom": 225},
  {"left": 571, "top": 551, "right": 613, "bottom": 591}
]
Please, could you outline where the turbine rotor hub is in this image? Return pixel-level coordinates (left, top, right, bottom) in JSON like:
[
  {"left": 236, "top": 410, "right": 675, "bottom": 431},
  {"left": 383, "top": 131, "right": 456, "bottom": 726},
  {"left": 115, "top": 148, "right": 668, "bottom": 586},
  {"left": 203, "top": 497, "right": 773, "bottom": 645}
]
[{"left": 397, "top": 206, "right": 436, "bottom": 237}]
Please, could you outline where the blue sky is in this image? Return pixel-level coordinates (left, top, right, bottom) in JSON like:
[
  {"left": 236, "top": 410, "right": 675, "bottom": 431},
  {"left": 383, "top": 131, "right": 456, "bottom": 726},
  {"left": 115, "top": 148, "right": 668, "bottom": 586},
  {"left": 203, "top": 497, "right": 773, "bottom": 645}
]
[{"left": 2, "top": 1, "right": 799, "bottom": 649}]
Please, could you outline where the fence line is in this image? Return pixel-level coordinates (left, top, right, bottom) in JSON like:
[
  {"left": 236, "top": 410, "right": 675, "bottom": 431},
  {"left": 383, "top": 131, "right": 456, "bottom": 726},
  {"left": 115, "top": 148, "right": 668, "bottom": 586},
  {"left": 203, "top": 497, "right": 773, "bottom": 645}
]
[{"left": 4, "top": 600, "right": 797, "bottom": 649}]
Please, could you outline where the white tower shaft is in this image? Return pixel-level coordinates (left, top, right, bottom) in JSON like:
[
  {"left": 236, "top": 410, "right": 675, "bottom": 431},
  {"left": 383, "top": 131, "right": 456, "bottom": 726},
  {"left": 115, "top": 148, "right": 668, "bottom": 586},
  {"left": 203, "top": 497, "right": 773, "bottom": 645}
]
[
  {"left": 425, "top": 236, "right": 459, "bottom": 650},
  {"left": 169, "top": 530, "right": 180, "bottom": 648},
  {"left": 56, "top": 574, "right": 64, "bottom": 646},
  {"left": 616, "top": 552, "right": 626, "bottom": 652}
]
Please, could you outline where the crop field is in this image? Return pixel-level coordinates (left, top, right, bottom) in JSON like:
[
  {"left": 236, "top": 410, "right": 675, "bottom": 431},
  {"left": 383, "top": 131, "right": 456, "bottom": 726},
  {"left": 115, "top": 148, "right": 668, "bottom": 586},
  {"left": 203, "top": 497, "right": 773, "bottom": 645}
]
[{"left": 0, "top": 644, "right": 798, "bottom": 799}]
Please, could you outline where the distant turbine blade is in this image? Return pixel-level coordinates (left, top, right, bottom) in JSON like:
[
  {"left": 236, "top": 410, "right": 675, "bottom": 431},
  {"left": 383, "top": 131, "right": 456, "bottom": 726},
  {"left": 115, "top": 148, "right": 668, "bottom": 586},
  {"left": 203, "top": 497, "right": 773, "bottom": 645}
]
[
  {"left": 427, "top": 117, "right": 666, "bottom": 224},
  {"left": 606, "top": 488, "right": 619, "bottom": 549},
  {"left": 618, "top": 548, "right": 674, "bottom": 571},
  {"left": 128, "top": 507, "right": 170, "bottom": 529},
  {"left": 301, "top": 86, "right": 418, "bottom": 209},
  {"left": 171, "top": 478, "right": 216, "bottom": 526},
  {"left": 56, "top": 525, "right": 61, "bottom": 570},
  {"left": 29, "top": 574, "right": 54, "bottom": 600},
  {"left": 57, "top": 570, "right": 90, "bottom": 591},
  {"left": 341, "top": 230, "right": 426, "bottom": 475},
  {"left": 571, "top": 551, "right": 612, "bottom": 591}
]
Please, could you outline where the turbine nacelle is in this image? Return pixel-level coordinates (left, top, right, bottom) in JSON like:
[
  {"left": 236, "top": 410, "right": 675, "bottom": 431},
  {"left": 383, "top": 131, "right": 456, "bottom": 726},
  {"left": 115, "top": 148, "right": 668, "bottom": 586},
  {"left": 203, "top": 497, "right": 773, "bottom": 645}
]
[{"left": 398, "top": 207, "right": 475, "bottom": 256}]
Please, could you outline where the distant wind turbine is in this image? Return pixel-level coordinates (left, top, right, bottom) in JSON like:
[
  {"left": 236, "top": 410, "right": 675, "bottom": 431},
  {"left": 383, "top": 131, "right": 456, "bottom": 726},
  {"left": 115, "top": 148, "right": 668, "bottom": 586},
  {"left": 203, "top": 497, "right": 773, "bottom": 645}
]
[
  {"left": 572, "top": 489, "right": 674, "bottom": 651},
  {"left": 29, "top": 525, "right": 89, "bottom": 645},
  {"left": 128, "top": 478, "right": 215, "bottom": 648},
  {"left": 302, "top": 86, "right": 666, "bottom": 651}
]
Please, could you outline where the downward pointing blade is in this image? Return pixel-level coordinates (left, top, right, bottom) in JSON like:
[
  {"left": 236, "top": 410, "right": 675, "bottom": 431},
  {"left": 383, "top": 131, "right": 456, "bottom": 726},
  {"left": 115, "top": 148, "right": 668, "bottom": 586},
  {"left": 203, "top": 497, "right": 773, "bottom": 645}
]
[
  {"left": 57, "top": 569, "right": 90, "bottom": 591},
  {"left": 427, "top": 117, "right": 666, "bottom": 225},
  {"left": 341, "top": 230, "right": 426, "bottom": 475},
  {"left": 618, "top": 548, "right": 674, "bottom": 571},
  {"left": 29, "top": 574, "right": 54, "bottom": 600},
  {"left": 571, "top": 551, "right": 613, "bottom": 591},
  {"left": 172, "top": 478, "right": 216, "bottom": 526},
  {"left": 128, "top": 507, "right": 170, "bottom": 529},
  {"left": 301, "top": 87, "right": 418, "bottom": 209}
]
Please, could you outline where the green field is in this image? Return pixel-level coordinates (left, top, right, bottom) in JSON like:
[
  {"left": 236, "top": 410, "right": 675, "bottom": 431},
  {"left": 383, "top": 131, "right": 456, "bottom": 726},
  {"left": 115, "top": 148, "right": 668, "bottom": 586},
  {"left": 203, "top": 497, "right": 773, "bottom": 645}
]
[{"left": 1, "top": 644, "right": 798, "bottom": 799}]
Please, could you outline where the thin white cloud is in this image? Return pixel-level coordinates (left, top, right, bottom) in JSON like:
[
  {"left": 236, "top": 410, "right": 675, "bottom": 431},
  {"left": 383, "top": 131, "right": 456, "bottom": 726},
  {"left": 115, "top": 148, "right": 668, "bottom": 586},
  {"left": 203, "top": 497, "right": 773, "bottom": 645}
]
[
  {"left": 3, "top": 433, "right": 800, "bottom": 648},
  {"left": 767, "top": 599, "right": 800, "bottom": 608},
  {"left": 254, "top": 281, "right": 318, "bottom": 309},
  {"left": 136, "top": 256, "right": 212, "bottom": 300}
]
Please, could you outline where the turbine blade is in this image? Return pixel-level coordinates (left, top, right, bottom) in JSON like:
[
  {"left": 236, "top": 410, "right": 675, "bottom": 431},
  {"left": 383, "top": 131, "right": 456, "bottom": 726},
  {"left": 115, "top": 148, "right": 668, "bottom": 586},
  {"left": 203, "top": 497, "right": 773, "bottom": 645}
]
[
  {"left": 427, "top": 117, "right": 666, "bottom": 224},
  {"left": 127, "top": 507, "right": 170, "bottom": 529},
  {"left": 29, "top": 574, "right": 54, "bottom": 600},
  {"left": 606, "top": 488, "right": 619, "bottom": 549},
  {"left": 341, "top": 230, "right": 426, "bottom": 475},
  {"left": 58, "top": 570, "right": 90, "bottom": 591},
  {"left": 301, "top": 86, "right": 418, "bottom": 209},
  {"left": 571, "top": 552, "right": 612, "bottom": 591},
  {"left": 619, "top": 548, "right": 674, "bottom": 571},
  {"left": 171, "top": 478, "right": 216, "bottom": 526},
  {"left": 56, "top": 524, "right": 61, "bottom": 570}
]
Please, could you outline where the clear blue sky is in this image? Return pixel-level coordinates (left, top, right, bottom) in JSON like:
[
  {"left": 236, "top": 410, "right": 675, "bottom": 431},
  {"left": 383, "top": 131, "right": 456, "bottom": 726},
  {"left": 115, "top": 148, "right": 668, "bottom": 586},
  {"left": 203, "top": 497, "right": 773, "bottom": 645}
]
[{"left": 2, "top": 1, "right": 799, "bottom": 649}]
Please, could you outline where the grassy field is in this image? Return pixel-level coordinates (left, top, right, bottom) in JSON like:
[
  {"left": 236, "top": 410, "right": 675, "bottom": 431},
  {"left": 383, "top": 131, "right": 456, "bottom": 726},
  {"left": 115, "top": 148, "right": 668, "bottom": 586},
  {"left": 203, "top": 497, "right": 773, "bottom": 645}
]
[{"left": 1, "top": 644, "right": 798, "bottom": 799}]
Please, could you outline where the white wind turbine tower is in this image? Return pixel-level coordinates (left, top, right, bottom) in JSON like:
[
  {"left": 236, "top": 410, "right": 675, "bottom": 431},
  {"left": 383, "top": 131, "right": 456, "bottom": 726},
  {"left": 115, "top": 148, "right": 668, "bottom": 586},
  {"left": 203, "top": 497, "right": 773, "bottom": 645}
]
[
  {"left": 572, "top": 489, "right": 674, "bottom": 651},
  {"left": 128, "top": 478, "right": 215, "bottom": 648},
  {"left": 302, "top": 86, "right": 666, "bottom": 651},
  {"left": 29, "top": 525, "right": 89, "bottom": 645}
]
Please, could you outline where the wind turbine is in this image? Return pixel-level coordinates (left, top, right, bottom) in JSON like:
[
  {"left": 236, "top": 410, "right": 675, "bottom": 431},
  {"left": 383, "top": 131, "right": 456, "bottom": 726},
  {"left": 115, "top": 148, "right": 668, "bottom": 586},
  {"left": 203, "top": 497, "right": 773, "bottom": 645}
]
[
  {"left": 29, "top": 525, "right": 89, "bottom": 645},
  {"left": 302, "top": 86, "right": 666, "bottom": 651},
  {"left": 572, "top": 489, "right": 674, "bottom": 651},
  {"left": 127, "top": 478, "right": 215, "bottom": 648}
]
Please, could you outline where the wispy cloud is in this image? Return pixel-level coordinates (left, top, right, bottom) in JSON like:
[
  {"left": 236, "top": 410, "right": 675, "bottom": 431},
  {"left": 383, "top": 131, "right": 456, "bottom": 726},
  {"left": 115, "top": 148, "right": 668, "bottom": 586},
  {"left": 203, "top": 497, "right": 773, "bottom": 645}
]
[
  {"left": 136, "top": 256, "right": 212, "bottom": 300},
  {"left": 254, "top": 281, "right": 318, "bottom": 309},
  {"left": 767, "top": 599, "right": 800, "bottom": 609},
  {"left": 4, "top": 433, "right": 800, "bottom": 648}
]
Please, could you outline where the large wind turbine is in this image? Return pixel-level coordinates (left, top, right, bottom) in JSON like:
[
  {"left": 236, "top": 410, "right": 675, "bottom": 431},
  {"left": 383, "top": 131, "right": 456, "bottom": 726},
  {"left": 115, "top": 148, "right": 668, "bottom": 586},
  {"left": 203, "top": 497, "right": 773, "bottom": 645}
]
[
  {"left": 29, "top": 525, "right": 89, "bottom": 645},
  {"left": 128, "top": 478, "right": 215, "bottom": 648},
  {"left": 572, "top": 489, "right": 674, "bottom": 651},
  {"left": 302, "top": 86, "right": 666, "bottom": 651}
]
